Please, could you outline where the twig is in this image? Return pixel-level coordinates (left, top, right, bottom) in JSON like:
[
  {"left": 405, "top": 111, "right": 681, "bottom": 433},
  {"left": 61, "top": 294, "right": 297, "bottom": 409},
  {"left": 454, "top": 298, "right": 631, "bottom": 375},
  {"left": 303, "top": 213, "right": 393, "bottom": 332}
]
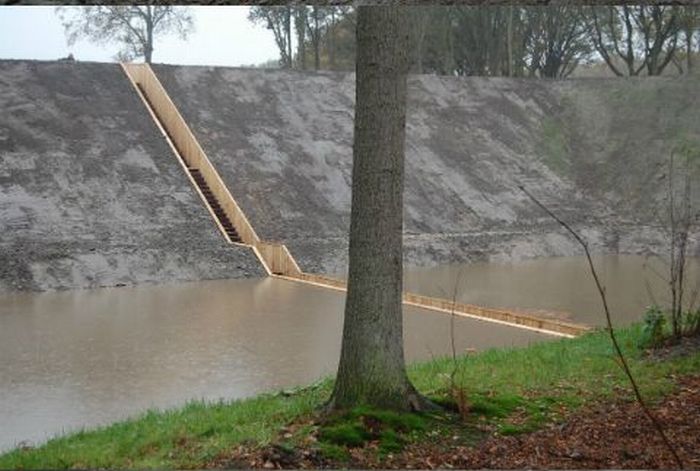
[
  {"left": 519, "top": 184, "right": 684, "bottom": 469},
  {"left": 447, "top": 268, "right": 469, "bottom": 419},
  {"left": 643, "top": 276, "right": 659, "bottom": 309},
  {"left": 449, "top": 268, "right": 464, "bottom": 383}
]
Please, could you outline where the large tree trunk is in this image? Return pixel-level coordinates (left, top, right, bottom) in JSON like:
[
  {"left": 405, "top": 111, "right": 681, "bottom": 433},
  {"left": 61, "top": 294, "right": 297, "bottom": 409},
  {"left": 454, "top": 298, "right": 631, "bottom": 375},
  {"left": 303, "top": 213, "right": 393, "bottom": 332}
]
[{"left": 330, "top": 6, "right": 423, "bottom": 412}]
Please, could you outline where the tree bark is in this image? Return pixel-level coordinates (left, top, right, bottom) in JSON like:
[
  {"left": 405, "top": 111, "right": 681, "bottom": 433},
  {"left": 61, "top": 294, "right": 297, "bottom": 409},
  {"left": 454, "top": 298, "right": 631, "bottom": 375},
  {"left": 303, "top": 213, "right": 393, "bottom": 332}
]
[
  {"left": 507, "top": 5, "right": 513, "bottom": 77},
  {"left": 330, "top": 6, "right": 423, "bottom": 412}
]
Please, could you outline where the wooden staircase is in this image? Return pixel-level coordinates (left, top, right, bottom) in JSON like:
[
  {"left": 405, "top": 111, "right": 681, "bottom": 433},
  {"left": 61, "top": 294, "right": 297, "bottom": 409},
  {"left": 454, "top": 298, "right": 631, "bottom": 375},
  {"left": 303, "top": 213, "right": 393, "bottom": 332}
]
[{"left": 188, "top": 167, "right": 241, "bottom": 243}]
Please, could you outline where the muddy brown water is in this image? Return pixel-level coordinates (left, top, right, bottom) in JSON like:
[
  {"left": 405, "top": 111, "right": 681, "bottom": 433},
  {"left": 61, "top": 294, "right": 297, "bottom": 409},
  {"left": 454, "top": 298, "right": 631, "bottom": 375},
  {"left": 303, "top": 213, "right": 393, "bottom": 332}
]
[
  {"left": 403, "top": 255, "right": 700, "bottom": 327},
  {"left": 2, "top": 254, "right": 697, "bottom": 451},
  {"left": 0, "top": 276, "right": 544, "bottom": 451}
]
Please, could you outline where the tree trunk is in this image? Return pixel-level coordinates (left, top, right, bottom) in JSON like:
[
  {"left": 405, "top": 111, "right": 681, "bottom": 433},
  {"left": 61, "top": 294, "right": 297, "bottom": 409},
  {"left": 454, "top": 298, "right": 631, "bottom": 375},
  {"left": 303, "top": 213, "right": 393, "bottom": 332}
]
[
  {"left": 295, "top": 7, "right": 307, "bottom": 70},
  {"left": 330, "top": 6, "right": 424, "bottom": 412},
  {"left": 329, "top": 9, "right": 336, "bottom": 70},
  {"left": 506, "top": 5, "right": 513, "bottom": 77},
  {"left": 144, "top": 6, "right": 154, "bottom": 64},
  {"left": 285, "top": 7, "right": 292, "bottom": 68},
  {"left": 686, "top": 28, "right": 693, "bottom": 73}
]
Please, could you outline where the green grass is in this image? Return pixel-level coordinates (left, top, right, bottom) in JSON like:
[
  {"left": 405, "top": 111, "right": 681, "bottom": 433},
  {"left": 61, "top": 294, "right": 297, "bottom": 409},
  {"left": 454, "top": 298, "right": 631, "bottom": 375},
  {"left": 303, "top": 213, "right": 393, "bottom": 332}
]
[
  {"left": 1, "top": 325, "right": 698, "bottom": 469},
  {"left": 316, "top": 405, "right": 427, "bottom": 458}
]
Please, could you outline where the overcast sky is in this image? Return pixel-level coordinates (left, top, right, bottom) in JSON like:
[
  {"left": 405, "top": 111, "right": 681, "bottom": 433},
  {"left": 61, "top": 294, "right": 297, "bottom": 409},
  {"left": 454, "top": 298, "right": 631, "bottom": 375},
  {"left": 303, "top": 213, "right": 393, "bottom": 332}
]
[{"left": 0, "top": 6, "right": 281, "bottom": 67}]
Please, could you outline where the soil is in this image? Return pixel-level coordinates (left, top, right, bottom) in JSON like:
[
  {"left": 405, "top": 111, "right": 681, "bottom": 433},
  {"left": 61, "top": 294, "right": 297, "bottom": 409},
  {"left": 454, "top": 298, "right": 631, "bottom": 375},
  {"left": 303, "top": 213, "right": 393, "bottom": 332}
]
[{"left": 211, "top": 374, "right": 700, "bottom": 469}]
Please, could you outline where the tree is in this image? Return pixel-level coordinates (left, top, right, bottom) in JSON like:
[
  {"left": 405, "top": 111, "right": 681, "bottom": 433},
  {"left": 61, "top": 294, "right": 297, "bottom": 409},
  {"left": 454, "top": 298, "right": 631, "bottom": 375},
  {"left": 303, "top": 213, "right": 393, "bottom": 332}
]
[
  {"left": 294, "top": 6, "right": 307, "bottom": 70},
  {"left": 330, "top": 6, "right": 426, "bottom": 412},
  {"left": 306, "top": 6, "right": 328, "bottom": 70},
  {"left": 249, "top": 6, "right": 293, "bottom": 68},
  {"left": 677, "top": 6, "right": 699, "bottom": 74},
  {"left": 524, "top": 6, "right": 592, "bottom": 78},
  {"left": 56, "top": 6, "right": 193, "bottom": 64},
  {"left": 586, "top": 5, "right": 680, "bottom": 76},
  {"left": 452, "top": 7, "right": 509, "bottom": 76}
]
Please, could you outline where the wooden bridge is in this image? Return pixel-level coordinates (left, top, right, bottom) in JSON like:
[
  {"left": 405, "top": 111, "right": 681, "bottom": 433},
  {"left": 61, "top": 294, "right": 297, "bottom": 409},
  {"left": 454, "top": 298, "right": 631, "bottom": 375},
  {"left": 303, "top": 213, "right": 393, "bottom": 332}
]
[{"left": 121, "top": 63, "right": 591, "bottom": 340}]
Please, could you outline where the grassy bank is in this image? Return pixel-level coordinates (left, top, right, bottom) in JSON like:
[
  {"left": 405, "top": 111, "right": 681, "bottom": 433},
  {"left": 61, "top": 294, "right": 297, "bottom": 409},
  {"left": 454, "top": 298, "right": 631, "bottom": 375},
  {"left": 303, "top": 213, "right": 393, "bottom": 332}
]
[{"left": 1, "top": 325, "right": 699, "bottom": 469}]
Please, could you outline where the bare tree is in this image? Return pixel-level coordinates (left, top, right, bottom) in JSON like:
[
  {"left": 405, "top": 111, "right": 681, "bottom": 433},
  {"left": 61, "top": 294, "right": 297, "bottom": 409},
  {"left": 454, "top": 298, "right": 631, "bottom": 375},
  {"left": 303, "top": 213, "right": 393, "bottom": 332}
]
[
  {"left": 330, "top": 6, "right": 428, "bottom": 412},
  {"left": 525, "top": 6, "right": 592, "bottom": 78},
  {"left": 452, "top": 7, "right": 509, "bottom": 76},
  {"left": 587, "top": 5, "right": 680, "bottom": 76},
  {"left": 306, "top": 6, "right": 327, "bottom": 70},
  {"left": 56, "top": 6, "right": 193, "bottom": 64},
  {"left": 249, "top": 6, "right": 293, "bottom": 68},
  {"left": 294, "top": 6, "right": 307, "bottom": 70},
  {"left": 520, "top": 185, "right": 684, "bottom": 469},
  {"left": 678, "top": 6, "right": 699, "bottom": 74},
  {"left": 661, "top": 150, "right": 699, "bottom": 338}
]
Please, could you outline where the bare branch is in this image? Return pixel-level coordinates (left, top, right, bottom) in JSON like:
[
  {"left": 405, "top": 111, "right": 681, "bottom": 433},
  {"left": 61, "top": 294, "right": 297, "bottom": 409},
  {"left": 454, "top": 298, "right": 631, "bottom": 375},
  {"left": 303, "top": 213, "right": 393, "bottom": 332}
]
[{"left": 519, "top": 184, "right": 684, "bottom": 469}]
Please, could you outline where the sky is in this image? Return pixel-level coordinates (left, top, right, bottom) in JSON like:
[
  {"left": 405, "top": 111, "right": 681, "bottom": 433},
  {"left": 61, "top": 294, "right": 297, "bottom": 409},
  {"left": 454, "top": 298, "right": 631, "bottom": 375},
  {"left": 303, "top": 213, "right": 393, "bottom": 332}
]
[{"left": 0, "top": 6, "right": 281, "bottom": 67}]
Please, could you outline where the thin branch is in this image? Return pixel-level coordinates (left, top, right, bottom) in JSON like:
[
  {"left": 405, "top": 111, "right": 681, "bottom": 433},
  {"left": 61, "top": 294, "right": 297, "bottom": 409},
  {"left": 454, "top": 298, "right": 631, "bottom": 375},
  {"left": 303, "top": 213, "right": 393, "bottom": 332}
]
[
  {"left": 448, "top": 267, "right": 468, "bottom": 419},
  {"left": 644, "top": 276, "right": 660, "bottom": 308},
  {"left": 449, "top": 268, "right": 464, "bottom": 383},
  {"left": 519, "top": 184, "right": 684, "bottom": 469}
]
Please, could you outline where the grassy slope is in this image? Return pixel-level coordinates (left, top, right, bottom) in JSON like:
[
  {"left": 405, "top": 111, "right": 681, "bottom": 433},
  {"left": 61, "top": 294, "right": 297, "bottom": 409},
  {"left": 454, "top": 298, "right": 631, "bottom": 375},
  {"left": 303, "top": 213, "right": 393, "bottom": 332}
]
[{"left": 1, "top": 325, "right": 699, "bottom": 469}]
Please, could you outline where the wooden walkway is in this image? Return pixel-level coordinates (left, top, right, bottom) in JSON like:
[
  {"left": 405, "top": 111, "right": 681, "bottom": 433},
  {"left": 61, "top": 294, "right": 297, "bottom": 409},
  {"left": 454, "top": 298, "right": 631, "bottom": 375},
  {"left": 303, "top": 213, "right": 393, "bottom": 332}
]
[
  {"left": 281, "top": 273, "right": 589, "bottom": 338},
  {"left": 121, "top": 62, "right": 592, "bottom": 340}
]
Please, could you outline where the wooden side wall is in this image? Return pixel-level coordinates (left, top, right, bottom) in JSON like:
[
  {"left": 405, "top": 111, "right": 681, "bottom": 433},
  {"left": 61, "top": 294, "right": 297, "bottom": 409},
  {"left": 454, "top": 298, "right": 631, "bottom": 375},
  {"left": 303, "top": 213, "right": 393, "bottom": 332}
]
[
  {"left": 282, "top": 273, "right": 590, "bottom": 338},
  {"left": 122, "top": 63, "right": 300, "bottom": 277}
]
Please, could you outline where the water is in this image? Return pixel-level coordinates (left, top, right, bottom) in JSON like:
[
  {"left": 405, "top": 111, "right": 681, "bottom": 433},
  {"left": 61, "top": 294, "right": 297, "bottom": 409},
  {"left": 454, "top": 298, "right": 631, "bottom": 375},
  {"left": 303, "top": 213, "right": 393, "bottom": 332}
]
[
  {"left": 3, "top": 254, "right": 696, "bottom": 451},
  {"left": 404, "top": 254, "right": 700, "bottom": 327},
  {"left": 0, "top": 276, "right": 544, "bottom": 451}
]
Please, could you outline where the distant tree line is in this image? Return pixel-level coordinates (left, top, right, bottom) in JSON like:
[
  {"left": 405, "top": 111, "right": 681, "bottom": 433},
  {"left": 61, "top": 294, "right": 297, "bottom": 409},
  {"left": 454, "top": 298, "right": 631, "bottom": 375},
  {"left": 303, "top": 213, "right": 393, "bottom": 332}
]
[{"left": 249, "top": 5, "right": 700, "bottom": 78}]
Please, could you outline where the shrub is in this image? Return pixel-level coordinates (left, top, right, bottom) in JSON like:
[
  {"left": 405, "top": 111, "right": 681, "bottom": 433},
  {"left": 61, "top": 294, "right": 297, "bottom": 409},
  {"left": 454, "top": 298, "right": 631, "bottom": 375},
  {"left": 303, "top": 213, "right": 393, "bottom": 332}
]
[
  {"left": 640, "top": 305, "right": 667, "bottom": 348},
  {"left": 683, "top": 309, "right": 700, "bottom": 336}
]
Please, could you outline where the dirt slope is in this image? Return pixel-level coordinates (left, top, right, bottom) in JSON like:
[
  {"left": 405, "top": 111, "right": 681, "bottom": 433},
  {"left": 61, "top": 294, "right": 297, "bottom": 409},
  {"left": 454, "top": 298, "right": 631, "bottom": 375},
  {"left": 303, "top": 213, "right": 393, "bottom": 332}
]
[
  {"left": 0, "top": 60, "right": 264, "bottom": 292},
  {"left": 2, "top": 61, "right": 697, "bottom": 290},
  {"left": 154, "top": 65, "right": 699, "bottom": 274}
]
